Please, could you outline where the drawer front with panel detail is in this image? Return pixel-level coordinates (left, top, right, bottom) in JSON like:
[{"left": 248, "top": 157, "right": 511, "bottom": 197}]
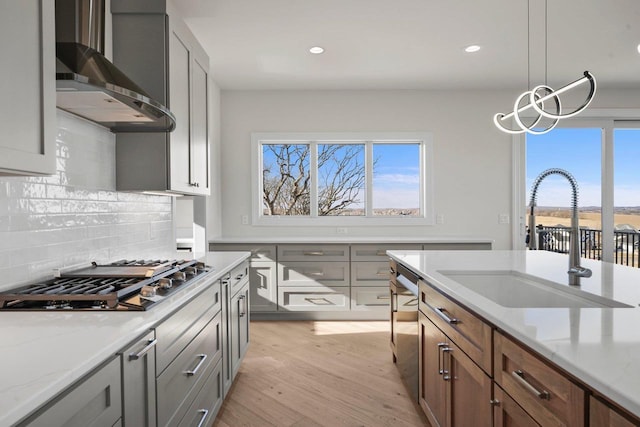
[
  {"left": 351, "top": 286, "right": 392, "bottom": 311},
  {"left": 494, "top": 331, "right": 585, "bottom": 426},
  {"left": 351, "top": 261, "right": 393, "bottom": 286},
  {"left": 351, "top": 244, "right": 422, "bottom": 261},
  {"left": 279, "top": 286, "right": 351, "bottom": 311},
  {"left": 278, "top": 244, "right": 349, "bottom": 262},
  {"left": 278, "top": 261, "right": 349, "bottom": 287}
]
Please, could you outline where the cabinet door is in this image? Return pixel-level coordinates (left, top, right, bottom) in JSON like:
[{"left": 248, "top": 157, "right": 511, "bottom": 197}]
[
  {"left": 0, "top": 0, "right": 55, "bottom": 175},
  {"left": 447, "top": 340, "right": 492, "bottom": 427},
  {"left": 230, "top": 281, "right": 250, "bottom": 379},
  {"left": 189, "top": 55, "right": 209, "bottom": 194},
  {"left": 19, "top": 356, "right": 122, "bottom": 427},
  {"left": 590, "top": 396, "right": 639, "bottom": 427},
  {"left": 250, "top": 261, "right": 278, "bottom": 312},
  {"left": 120, "top": 331, "right": 157, "bottom": 427},
  {"left": 168, "top": 20, "right": 192, "bottom": 194},
  {"left": 493, "top": 385, "right": 540, "bottom": 427},
  {"left": 419, "top": 312, "right": 447, "bottom": 427}
]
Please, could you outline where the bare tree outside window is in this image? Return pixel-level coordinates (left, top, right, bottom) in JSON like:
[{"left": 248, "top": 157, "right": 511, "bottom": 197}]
[
  {"left": 262, "top": 144, "right": 310, "bottom": 215},
  {"left": 318, "top": 144, "right": 365, "bottom": 216}
]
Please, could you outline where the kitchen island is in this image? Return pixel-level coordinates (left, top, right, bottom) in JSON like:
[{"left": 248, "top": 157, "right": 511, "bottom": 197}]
[
  {"left": 388, "top": 249, "right": 640, "bottom": 424},
  {"left": 0, "top": 251, "right": 249, "bottom": 427}
]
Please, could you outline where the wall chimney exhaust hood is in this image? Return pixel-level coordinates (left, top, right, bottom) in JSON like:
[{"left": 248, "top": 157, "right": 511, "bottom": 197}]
[{"left": 55, "top": 0, "right": 175, "bottom": 132}]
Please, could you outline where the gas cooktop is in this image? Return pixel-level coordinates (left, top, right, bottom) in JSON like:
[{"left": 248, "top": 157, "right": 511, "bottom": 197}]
[{"left": 0, "top": 259, "right": 210, "bottom": 311}]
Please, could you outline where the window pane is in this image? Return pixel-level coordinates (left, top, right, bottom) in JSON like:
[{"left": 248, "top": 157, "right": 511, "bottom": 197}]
[
  {"left": 614, "top": 129, "right": 640, "bottom": 266},
  {"left": 262, "top": 144, "right": 310, "bottom": 216},
  {"left": 318, "top": 144, "right": 365, "bottom": 216},
  {"left": 526, "top": 129, "right": 601, "bottom": 255},
  {"left": 372, "top": 144, "right": 420, "bottom": 216}
]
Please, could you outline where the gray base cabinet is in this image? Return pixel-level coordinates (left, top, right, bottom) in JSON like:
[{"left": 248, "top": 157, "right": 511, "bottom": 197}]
[
  {"left": 210, "top": 242, "right": 491, "bottom": 318},
  {"left": 18, "top": 356, "right": 122, "bottom": 427},
  {"left": 119, "top": 331, "right": 157, "bottom": 427}
]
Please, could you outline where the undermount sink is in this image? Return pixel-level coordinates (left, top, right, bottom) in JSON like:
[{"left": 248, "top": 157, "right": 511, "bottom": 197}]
[{"left": 438, "top": 270, "right": 633, "bottom": 308}]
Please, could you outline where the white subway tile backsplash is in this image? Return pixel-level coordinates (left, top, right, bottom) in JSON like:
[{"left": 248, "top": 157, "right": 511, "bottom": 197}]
[{"left": 0, "top": 112, "right": 175, "bottom": 290}]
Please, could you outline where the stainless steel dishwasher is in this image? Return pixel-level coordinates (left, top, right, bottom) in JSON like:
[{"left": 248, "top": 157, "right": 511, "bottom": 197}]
[{"left": 390, "top": 262, "right": 420, "bottom": 402}]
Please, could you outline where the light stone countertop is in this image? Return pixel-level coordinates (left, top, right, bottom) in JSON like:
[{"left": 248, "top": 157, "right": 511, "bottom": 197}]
[
  {"left": 210, "top": 236, "right": 494, "bottom": 244},
  {"left": 0, "top": 251, "right": 250, "bottom": 427},
  {"left": 387, "top": 249, "right": 640, "bottom": 418}
]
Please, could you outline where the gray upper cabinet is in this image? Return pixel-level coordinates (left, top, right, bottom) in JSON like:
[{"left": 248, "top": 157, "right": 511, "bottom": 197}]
[
  {"left": 112, "top": 1, "right": 210, "bottom": 195},
  {"left": 0, "top": 0, "right": 56, "bottom": 176}
]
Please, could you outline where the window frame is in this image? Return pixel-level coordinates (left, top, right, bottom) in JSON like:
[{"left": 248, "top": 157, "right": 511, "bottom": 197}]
[
  {"left": 512, "top": 109, "right": 640, "bottom": 262},
  {"left": 251, "top": 132, "right": 434, "bottom": 226}
]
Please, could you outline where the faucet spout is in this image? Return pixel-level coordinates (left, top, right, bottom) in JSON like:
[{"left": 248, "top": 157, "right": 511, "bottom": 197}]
[{"left": 527, "top": 168, "right": 592, "bottom": 285}]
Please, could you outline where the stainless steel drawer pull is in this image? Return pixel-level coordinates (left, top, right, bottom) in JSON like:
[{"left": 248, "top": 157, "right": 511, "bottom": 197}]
[
  {"left": 185, "top": 354, "right": 208, "bottom": 376},
  {"left": 435, "top": 307, "right": 460, "bottom": 324},
  {"left": 376, "top": 294, "right": 391, "bottom": 300},
  {"left": 128, "top": 338, "right": 158, "bottom": 361},
  {"left": 376, "top": 250, "right": 387, "bottom": 256},
  {"left": 512, "top": 370, "right": 551, "bottom": 400},
  {"left": 437, "top": 342, "right": 448, "bottom": 374},
  {"left": 442, "top": 347, "right": 452, "bottom": 380},
  {"left": 376, "top": 270, "right": 389, "bottom": 276},
  {"left": 196, "top": 409, "right": 209, "bottom": 427},
  {"left": 304, "top": 297, "right": 333, "bottom": 305},
  {"left": 239, "top": 294, "right": 246, "bottom": 317},
  {"left": 235, "top": 273, "right": 245, "bottom": 280},
  {"left": 306, "top": 271, "right": 325, "bottom": 277},
  {"left": 303, "top": 251, "right": 325, "bottom": 256}
]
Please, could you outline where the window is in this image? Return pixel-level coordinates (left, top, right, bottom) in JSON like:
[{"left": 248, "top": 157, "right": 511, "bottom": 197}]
[{"left": 252, "top": 132, "right": 433, "bottom": 225}]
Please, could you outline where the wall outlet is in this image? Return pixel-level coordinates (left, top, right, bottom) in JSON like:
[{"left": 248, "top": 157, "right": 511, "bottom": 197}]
[
  {"left": 436, "top": 214, "right": 445, "bottom": 224},
  {"left": 336, "top": 227, "right": 348, "bottom": 234},
  {"left": 498, "top": 213, "right": 510, "bottom": 224},
  {"left": 241, "top": 215, "right": 249, "bottom": 225}
]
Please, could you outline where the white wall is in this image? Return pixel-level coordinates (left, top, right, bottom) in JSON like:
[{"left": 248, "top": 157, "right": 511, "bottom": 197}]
[
  {"left": 214, "top": 90, "right": 515, "bottom": 248},
  {"left": 206, "top": 78, "right": 223, "bottom": 238},
  {"left": 0, "top": 111, "right": 175, "bottom": 290},
  {"left": 211, "top": 88, "right": 640, "bottom": 249}
]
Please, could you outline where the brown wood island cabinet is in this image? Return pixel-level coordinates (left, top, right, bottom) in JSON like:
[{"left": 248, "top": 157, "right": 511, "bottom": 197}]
[{"left": 395, "top": 259, "right": 640, "bottom": 427}]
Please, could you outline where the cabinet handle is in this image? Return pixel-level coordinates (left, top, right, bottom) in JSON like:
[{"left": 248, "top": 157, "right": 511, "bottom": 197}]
[
  {"left": 442, "top": 347, "right": 452, "bottom": 380},
  {"left": 303, "top": 251, "right": 325, "bottom": 256},
  {"left": 511, "top": 370, "right": 551, "bottom": 400},
  {"left": 376, "top": 270, "right": 389, "bottom": 276},
  {"left": 391, "top": 291, "right": 398, "bottom": 312},
  {"left": 239, "top": 294, "right": 246, "bottom": 317},
  {"left": 304, "top": 297, "right": 333, "bottom": 305},
  {"left": 376, "top": 294, "right": 391, "bottom": 300},
  {"left": 235, "top": 273, "right": 245, "bottom": 280},
  {"left": 437, "top": 342, "right": 448, "bottom": 375},
  {"left": 376, "top": 250, "right": 387, "bottom": 256},
  {"left": 489, "top": 399, "right": 501, "bottom": 406},
  {"left": 435, "top": 307, "right": 460, "bottom": 324},
  {"left": 184, "top": 354, "right": 208, "bottom": 376},
  {"left": 390, "top": 267, "right": 396, "bottom": 275},
  {"left": 196, "top": 409, "right": 209, "bottom": 427},
  {"left": 306, "top": 270, "right": 325, "bottom": 277},
  {"left": 128, "top": 338, "right": 157, "bottom": 361}
]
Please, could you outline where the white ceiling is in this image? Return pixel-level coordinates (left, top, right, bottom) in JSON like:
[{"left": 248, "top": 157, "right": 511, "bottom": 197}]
[{"left": 175, "top": 0, "right": 640, "bottom": 91}]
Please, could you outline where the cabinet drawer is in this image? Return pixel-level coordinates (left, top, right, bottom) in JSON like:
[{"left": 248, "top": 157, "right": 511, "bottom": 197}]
[
  {"left": 351, "top": 286, "right": 391, "bottom": 311},
  {"left": 419, "top": 279, "right": 492, "bottom": 374},
  {"left": 157, "top": 312, "right": 222, "bottom": 427},
  {"left": 278, "top": 286, "right": 350, "bottom": 311},
  {"left": 228, "top": 261, "right": 249, "bottom": 296},
  {"left": 351, "top": 244, "right": 422, "bottom": 261},
  {"left": 155, "top": 284, "right": 220, "bottom": 374},
  {"left": 494, "top": 332, "right": 585, "bottom": 426},
  {"left": 590, "top": 395, "right": 639, "bottom": 427},
  {"left": 278, "top": 261, "right": 349, "bottom": 287},
  {"left": 210, "top": 243, "right": 277, "bottom": 261},
  {"left": 351, "top": 261, "right": 392, "bottom": 286},
  {"left": 493, "top": 384, "right": 540, "bottom": 426},
  {"left": 177, "top": 359, "right": 223, "bottom": 427},
  {"left": 19, "top": 356, "right": 122, "bottom": 427},
  {"left": 278, "top": 244, "right": 349, "bottom": 261}
]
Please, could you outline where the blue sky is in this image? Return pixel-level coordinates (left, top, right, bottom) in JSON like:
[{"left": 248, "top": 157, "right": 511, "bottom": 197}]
[{"left": 526, "top": 128, "right": 640, "bottom": 207}]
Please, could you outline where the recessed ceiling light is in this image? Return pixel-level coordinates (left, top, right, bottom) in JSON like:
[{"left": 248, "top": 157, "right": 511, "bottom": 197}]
[
  {"left": 309, "top": 46, "right": 324, "bottom": 54},
  {"left": 637, "top": 43, "right": 640, "bottom": 54},
  {"left": 464, "top": 45, "right": 481, "bottom": 53}
]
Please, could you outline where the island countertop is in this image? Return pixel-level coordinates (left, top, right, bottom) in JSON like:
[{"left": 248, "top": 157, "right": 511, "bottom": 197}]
[
  {"left": 387, "top": 249, "right": 640, "bottom": 418},
  {"left": 0, "top": 251, "right": 250, "bottom": 427}
]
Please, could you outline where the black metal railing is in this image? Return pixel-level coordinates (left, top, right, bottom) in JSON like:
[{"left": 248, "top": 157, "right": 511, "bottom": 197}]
[{"left": 534, "top": 225, "right": 640, "bottom": 268}]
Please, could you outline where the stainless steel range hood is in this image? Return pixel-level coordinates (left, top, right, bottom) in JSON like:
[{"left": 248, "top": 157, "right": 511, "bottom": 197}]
[{"left": 55, "top": 0, "right": 175, "bottom": 132}]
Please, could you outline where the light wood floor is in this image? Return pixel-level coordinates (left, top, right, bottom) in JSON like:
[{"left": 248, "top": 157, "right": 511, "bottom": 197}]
[{"left": 212, "top": 320, "right": 429, "bottom": 427}]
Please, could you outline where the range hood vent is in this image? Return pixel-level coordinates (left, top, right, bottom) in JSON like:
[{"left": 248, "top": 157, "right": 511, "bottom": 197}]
[{"left": 55, "top": 0, "right": 175, "bottom": 132}]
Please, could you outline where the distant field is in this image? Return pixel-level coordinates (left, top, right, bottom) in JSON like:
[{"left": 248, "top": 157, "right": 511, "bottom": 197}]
[{"left": 534, "top": 209, "right": 640, "bottom": 230}]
